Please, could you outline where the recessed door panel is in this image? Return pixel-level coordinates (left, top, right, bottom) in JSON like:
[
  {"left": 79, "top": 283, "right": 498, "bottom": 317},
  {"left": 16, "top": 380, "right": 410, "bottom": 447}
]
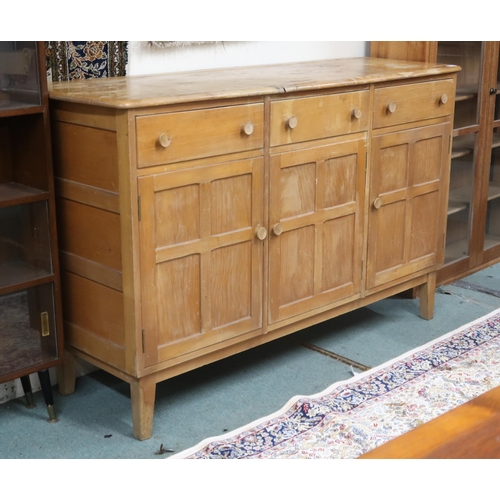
[
  {"left": 139, "top": 158, "right": 263, "bottom": 367},
  {"left": 269, "top": 138, "right": 365, "bottom": 325},
  {"left": 367, "top": 123, "right": 450, "bottom": 289}
]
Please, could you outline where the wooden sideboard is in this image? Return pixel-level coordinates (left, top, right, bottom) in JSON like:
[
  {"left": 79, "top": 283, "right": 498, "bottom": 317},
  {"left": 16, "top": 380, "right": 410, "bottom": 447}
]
[{"left": 49, "top": 57, "right": 460, "bottom": 440}]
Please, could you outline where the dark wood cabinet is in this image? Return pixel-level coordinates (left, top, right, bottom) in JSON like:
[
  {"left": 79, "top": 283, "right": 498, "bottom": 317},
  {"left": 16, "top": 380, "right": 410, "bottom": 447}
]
[
  {"left": 0, "top": 41, "right": 63, "bottom": 418},
  {"left": 371, "top": 41, "right": 500, "bottom": 286}
]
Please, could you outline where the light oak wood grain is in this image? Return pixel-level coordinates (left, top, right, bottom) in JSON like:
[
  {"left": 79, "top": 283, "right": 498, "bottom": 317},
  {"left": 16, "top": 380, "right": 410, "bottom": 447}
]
[{"left": 50, "top": 58, "right": 459, "bottom": 440}]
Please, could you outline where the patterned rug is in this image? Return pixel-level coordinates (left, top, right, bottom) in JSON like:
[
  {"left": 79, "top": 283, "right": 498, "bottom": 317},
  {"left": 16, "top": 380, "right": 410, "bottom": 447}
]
[
  {"left": 172, "top": 308, "right": 500, "bottom": 459},
  {"left": 45, "top": 42, "right": 128, "bottom": 81}
]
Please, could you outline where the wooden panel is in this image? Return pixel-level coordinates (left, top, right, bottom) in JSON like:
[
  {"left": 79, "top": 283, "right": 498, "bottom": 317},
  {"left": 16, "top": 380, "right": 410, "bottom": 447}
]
[
  {"left": 322, "top": 215, "right": 355, "bottom": 291},
  {"left": 412, "top": 135, "right": 443, "bottom": 185},
  {"left": 370, "top": 200, "right": 406, "bottom": 278},
  {"left": 377, "top": 143, "right": 408, "bottom": 193},
  {"left": 410, "top": 191, "right": 440, "bottom": 262},
  {"left": 139, "top": 157, "right": 264, "bottom": 367},
  {"left": 55, "top": 178, "right": 120, "bottom": 214},
  {"left": 156, "top": 255, "right": 201, "bottom": 344},
  {"left": 210, "top": 241, "right": 252, "bottom": 328},
  {"left": 367, "top": 123, "right": 449, "bottom": 289},
  {"left": 278, "top": 225, "right": 315, "bottom": 306},
  {"left": 269, "top": 139, "right": 365, "bottom": 324},
  {"left": 56, "top": 198, "right": 122, "bottom": 271},
  {"left": 136, "top": 104, "right": 264, "bottom": 167},
  {"left": 321, "top": 153, "right": 357, "bottom": 208},
  {"left": 51, "top": 121, "right": 119, "bottom": 192},
  {"left": 373, "top": 79, "right": 454, "bottom": 129},
  {"left": 279, "top": 162, "right": 316, "bottom": 219},
  {"left": 62, "top": 271, "right": 125, "bottom": 348},
  {"left": 270, "top": 91, "right": 369, "bottom": 146},
  {"left": 370, "top": 41, "right": 437, "bottom": 63},
  {"left": 211, "top": 174, "right": 252, "bottom": 235},
  {"left": 154, "top": 184, "right": 200, "bottom": 247}
]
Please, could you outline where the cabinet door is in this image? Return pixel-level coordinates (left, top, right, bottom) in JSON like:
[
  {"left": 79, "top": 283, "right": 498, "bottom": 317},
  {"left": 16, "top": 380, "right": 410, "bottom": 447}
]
[
  {"left": 268, "top": 139, "right": 366, "bottom": 325},
  {"left": 138, "top": 158, "right": 264, "bottom": 367},
  {"left": 367, "top": 122, "right": 451, "bottom": 289}
]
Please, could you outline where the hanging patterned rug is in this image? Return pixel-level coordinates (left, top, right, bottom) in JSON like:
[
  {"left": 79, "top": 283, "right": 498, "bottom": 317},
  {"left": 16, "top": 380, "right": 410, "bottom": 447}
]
[
  {"left": 45, "top": 41, "right": 128, "bottom": 81},
  {"left": 172, "top": 308, "right": 500, "bottom": 459}
]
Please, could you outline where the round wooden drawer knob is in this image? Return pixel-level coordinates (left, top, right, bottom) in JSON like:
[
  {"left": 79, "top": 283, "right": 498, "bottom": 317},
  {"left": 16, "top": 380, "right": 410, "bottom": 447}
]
[
  {"left": 287, "top": 116, "right": 298, "bottom": 130},
  {"left": 256, "top": 226, "right": 268, "bottom": 240},
  {"left": 242, "top": 121, "right": 254, "bottom": 136},
  {"left": 373, "top": 198, "right": 382, "bottom": 209},
  {"left": 439, "top": 93, "right": 448, "bottom": 105},
  {"left": 387, "top": 102, "right": 397, "bottom": 114},
  {"left": 158, "top": 134, "right": 171, "bottom": 148},
  {"left": 352, "top": 108, "right": 362, "bottom": 119},
  {"left": 272, "top": 223, "right": 283, "bottom": 236}
]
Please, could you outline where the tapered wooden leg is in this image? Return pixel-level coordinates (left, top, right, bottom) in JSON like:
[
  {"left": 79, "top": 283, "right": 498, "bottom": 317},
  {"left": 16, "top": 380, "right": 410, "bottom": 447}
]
[
  {"left": 57, "top": 350, "right": 77, "bottom": 396},
  {"left": 130, "top": 376, "right": 156, "bottom": 440},
  {"left": 419, "top": 271, "right": 436, "bottom": 320},
  {"left": 38, "top": 369, "right": 58, "bottom": 422}
]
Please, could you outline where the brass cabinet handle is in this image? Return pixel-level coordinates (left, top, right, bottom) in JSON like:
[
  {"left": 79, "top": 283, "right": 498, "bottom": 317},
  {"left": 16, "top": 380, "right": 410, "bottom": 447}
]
[
  {"left": 387, "top": 101, "right": 397, "bottom": 114},
  {"left": 256, "top": 226, "right": 268, "bottom": 240},
  {"left": 272, "top": 223, "right": 283, "bottom": 236},
  {"left": 352, "top": 108, "right": 363, "bottom": 119},
  {"left": 242, "top": 121, "right": 254, "bottom": 136},
  {"left": 373, "top": 198, "right": 382, "bottom": 209},
  {"left": 287, "top": 116, "right": 298, "bottom": 130},
  {"left": 158, "top": 134, "right": 171, "bottom": 148},
  {"left": 439, "top": 93, "right": 448, "bottom": 105}
]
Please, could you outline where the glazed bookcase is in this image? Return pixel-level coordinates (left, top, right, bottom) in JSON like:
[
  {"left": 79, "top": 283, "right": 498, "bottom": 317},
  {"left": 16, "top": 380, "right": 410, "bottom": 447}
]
[{"left": 0, "top": 41, "right": 64, "bottom": 419}]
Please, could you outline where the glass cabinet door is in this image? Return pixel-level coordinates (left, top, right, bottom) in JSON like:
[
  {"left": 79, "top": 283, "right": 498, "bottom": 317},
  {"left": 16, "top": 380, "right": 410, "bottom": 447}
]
[
  {"left": 0, "top": 41, "right": 41, "bottom": 112},
  {"left": 484, "top": 51, "right": 500, "bottom": 251},
  {"left": 437, "top": 42, "right": 484, "bottom": 263},
  {"left": 0, "top": 284, "right": 58, "bottom": 380}
]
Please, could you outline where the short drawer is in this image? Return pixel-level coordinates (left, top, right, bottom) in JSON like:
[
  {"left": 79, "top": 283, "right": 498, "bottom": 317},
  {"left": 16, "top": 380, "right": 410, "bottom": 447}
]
[
  {"left": 373, "top": 79, "right": 454, "bottom": 129},
  {"left": 270, "top": 90, "right": 369, "bottom": 147},
  {"left": 136, "top": 103, "right": 264, "bottom": 167}
]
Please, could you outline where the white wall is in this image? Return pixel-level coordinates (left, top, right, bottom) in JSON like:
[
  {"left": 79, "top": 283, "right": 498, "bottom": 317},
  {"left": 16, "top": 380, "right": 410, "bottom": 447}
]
[{"left": 127, "top": 41, "right": 369, "bottom": 75}]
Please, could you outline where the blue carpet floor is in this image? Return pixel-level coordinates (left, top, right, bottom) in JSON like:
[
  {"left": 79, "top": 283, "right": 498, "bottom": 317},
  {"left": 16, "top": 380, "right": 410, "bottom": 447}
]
[{"left": 2, "top": 265, "right": 500, "bottom": 459}]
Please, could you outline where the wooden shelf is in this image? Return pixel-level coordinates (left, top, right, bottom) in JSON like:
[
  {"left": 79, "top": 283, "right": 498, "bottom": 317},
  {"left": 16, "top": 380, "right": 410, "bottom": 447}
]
[
  {"left": 491, "top": 133, "right": 500, "bottom": 150},
  {"left": 451, "top": 134, "right": 475, "bottom": 159},
  {"left": 445, "top": 238, "right": 469, "bottom": 263},
  {"left": 484, "top": 234, "right": 500, "bottom": 250},
  {"left": 455, "top": 85, "right": 478, "bottom": 102},
  {"left": 487, "top": 182, "right": 500, "bottom": 201},
  {"left": 0, "top": 260, "right": 52, "bottom": 291},
  {"left": 0, "top": 102, "right": 44, "bottom": 118},
  {"left": 0, "top": 182, "right": 47, "bottom": 208},
  {"left": 448, "top": 199, "right": 469, "bottom": 215},
  {"left": 449, "top": 185, "right": 473, "bottom": 205},
  {"left": 448, "top": 183, "right": 500, "bottom": 215}
]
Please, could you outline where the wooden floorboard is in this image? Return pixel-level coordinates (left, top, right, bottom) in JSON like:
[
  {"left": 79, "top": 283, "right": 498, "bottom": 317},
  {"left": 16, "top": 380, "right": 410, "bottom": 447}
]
[{"left": 359, "top": 385, "right": 500, "bottom": 459}]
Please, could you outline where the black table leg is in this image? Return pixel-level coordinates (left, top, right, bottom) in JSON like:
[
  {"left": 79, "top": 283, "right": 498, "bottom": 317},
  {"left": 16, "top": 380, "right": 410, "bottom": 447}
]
[
  {"left": 37, "top": 369, "right": 58, "bottom": 423},
  {"left": 20, "top": 375, "right": 36, "bottom": 409}
]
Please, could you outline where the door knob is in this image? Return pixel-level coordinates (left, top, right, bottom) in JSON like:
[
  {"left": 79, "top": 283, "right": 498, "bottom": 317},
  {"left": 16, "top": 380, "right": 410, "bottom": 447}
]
[
  {"left": 272, "top": 223, "right": 283, "bottom": 236},
  {"left": 256, "top": 226, "right": 267, "bottom": 240},
  {"left": 373, "top": 198, "right": 382, "bottom": 209}
]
